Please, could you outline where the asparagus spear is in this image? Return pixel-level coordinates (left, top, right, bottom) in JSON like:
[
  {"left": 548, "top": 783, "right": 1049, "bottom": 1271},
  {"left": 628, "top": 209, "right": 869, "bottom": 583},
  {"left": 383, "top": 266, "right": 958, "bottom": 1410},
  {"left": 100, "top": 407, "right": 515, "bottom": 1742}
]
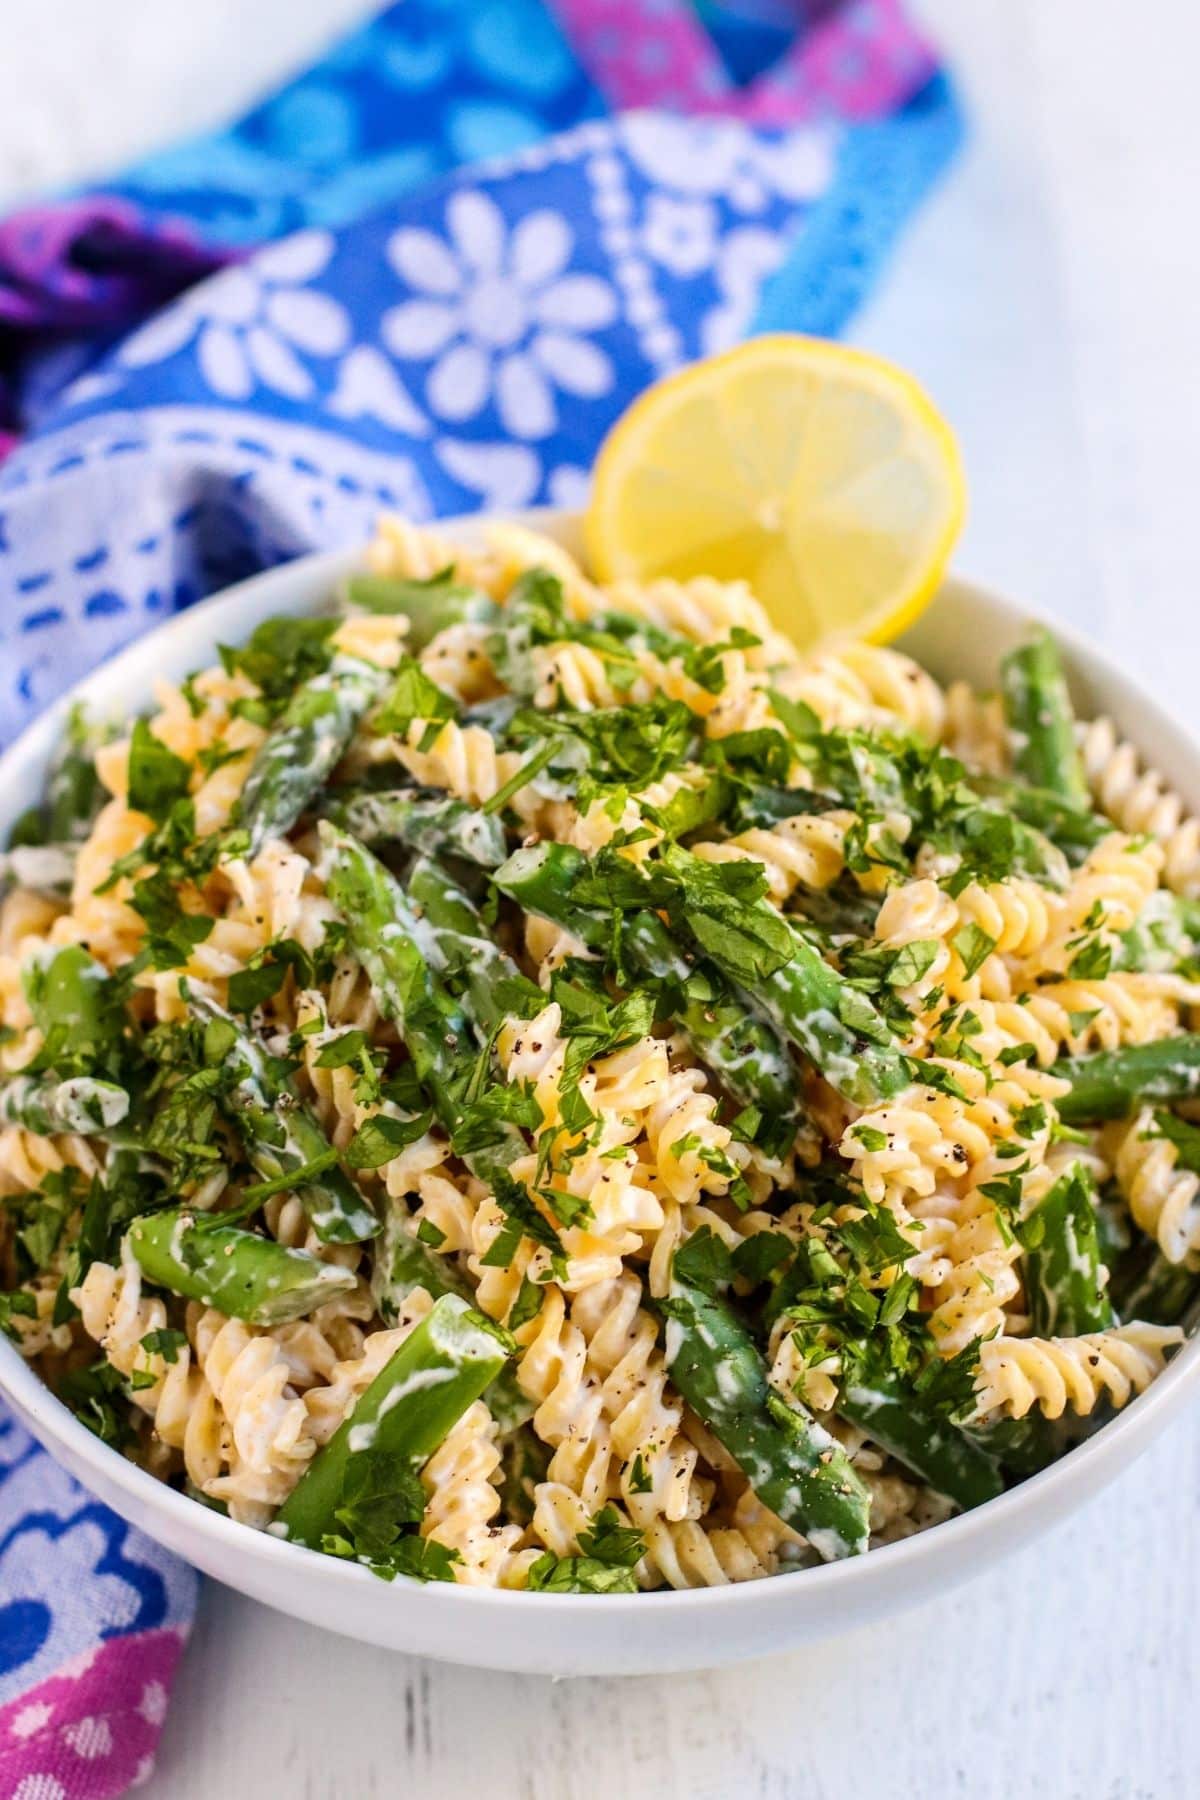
[
  {"left": 1109, "top": 1242, "right": 1200, "bottom": 1327},
  {"left": 319, "top": 825, "right": 471, "bottom": 1097},
  {"left": 727, "top": 783, "right": 844, "bottom": 833},
  {"left": 494, "top": 842, "right": 802, "bottom": 1130},
  {"left": 1000, "top": 629, "right": 1089, "bottom": 806},
  {"left": 235, "top": 655, "right": 389, "bottom": 857},
  {"left": 762, "top": 1240, "right": 1001, "bottom": 1509},
  {"left": 372, "top": 1205, "right": 533, "bottom": 1432},
  {"left": 561, "top": 841, "right": 908, "bottom": 1107},
  {"left": 0, "top": 1072, "right": 129, "bottom": 1136},
  {"left": 127, "top": 1208, "right": 357, "bottom": 1325},
  {"left": 318, "top": 788, "right": 507, "bottom": 869},
  {"left": 1054, "top": 1036, "right": 1200, "bottom": 1124},
  {"left": 1022, "top": 1165, "right": 1113, "bottom": 1337},
  {"left": 189, "top": 992, "right": 378, "bottom": 1243},
  {"left": 839, "top": 1353, "right": 1004, "bottom": 1511},
  {"left": 965, "top": 1414, "right": 1077, "bottom": 1480},
  {"left": 322, "top": 834, "right": 530, "bottom": 1191},
  {"left": 747, "top": 919, "right": 909, "bottom": 1108},
  {"left": 663, "top": 1275, "right": 871, "bottom": 1560},
  {"left": 22, "top": 944, "right": 123, "bottom": 1076},
  {"left": 343, "top": 573, "right": 498, "bottom": 650},
  {"left": 970, "top": 774, "right": 1108, "bottom": 861},
  {"left": 406, "top": 855, "right": 541, "bottom": 1036},
  {"left": 275, "top": 1292, "right": 511, "bottom": 1548},
  {"left": 623, "top": 907, "right": 803, "bottom": 1144}
]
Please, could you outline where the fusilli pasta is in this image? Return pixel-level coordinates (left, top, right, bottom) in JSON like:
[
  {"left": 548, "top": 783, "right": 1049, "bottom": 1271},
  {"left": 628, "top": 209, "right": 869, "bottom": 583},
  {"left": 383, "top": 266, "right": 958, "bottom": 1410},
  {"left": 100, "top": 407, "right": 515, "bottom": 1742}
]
[{"left": 5, "top": 512, "right": 1190, "bottom": 1600}]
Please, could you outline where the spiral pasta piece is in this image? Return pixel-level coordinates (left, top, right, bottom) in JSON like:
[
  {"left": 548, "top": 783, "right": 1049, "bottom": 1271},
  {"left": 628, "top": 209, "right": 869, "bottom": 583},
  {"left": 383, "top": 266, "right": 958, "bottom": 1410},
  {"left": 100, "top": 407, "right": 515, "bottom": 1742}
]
[
  {"left": 419, "top": 621, "right": 499, "bottom": 705},
  {"left": 1078, "top": 716, "right": 1200, "bottom": 897},
  {"left": 0, "top": 1122, "right": 100, "bottom": 1199},
  {"left": 390, "top": 719, "right": 531, "bottom": 816},
  {"left": 188, "top": 1307, "right": 317, "bottom": 1520},
  {"left": 64, "top": 799, "right": 150, "bottom": 967},
  {"left": 486, "top": 521, "right": 602, "bottom": 616},
  {"left": 1011, "top": 976, "right": 1187, "bottom": 1061},
  {"left": 516, "top": 1273, "right": 703, "bottom": 1537},
  {"left": 639, "top": 1516, "right": 776, "bottom": 1588},
  {"left": 941, "top": 679, "right": 1009, "bottom": 776},
  {"left": 492, "top": 1003, "right": 673, "bottom": 1286},
  {"left": 366, "top": 513, "right": 501, "bottom": 593},
  {"left": 693, "top": 812, "right": 853, "bottom": 907},
  {"left": 1111, "top": 1106, "right": 1200, "bottom": 1266},
  {"left": 601, "top": 573, "right": 784, "bottom": 658},
  {"left": 75, "top": 1253, "right": 227, "bottom": 1500},
  {"left": 973, "top": 1323, "right": 1182, "bottom": 1421},
  {"left": 148, "top": 666, "right": 267, "bottom": 835},
  {"left": 531, "top": 640, "right": 662, "bottom": 713},
  {"left": 841, "top": 1056, "right": 1063, "bottom": 1212},
  {"left": 773, "top": 642, "right": 946, "bottom": 740},
  {"left": 1017, "top": 832, "right": 1165, "bottom": 983},
  {"left": 329, "top": 611, "right": 408, "bottom": 672},
  {"left": 927, "top": 1200, "right": 1023, "bottom": 1355},
  {"left": 420, "top": 1400, "right": 538, "bottom": 1588},
  {"left": 956, "top": 876, "right": 1055, "bottom": 964},
  {"left": 639, "top": 1062, "right": 747, "bottom": 1207}
]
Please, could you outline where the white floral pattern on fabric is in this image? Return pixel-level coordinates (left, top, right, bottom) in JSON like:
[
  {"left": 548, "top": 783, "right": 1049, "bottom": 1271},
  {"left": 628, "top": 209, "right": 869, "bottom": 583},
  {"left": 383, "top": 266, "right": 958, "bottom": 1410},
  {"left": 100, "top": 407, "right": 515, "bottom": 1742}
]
[
  {"left": 641, "top": 194, "right": 718, "bottom": 278},
  {"left": 326, "top": 344, "right": 431, "bottom": 433},
  {"left": 382, "top": 189, "right": 619, "bottom": 438},
  {"left": 434, "top": 437, "right": 541, "bottom": 508},
  {"left": 617, "top": 113, "right": 836, "bottom": 207},
  {"left": 118, "top": 231, "right": 352, "bottom": 402},
  {"left": 0, "top": 101, "right": 964, "bottom": 743},
  {"left": 701, "top": 226, "right": 790, "bottom": 355}
]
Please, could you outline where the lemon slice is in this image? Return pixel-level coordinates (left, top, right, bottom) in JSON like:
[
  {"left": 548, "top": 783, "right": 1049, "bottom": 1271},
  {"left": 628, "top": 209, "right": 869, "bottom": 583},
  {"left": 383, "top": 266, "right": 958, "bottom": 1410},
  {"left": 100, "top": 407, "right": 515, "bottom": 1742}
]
[{"left": 585, "top": 334, "right": 966, "bottom": 649}]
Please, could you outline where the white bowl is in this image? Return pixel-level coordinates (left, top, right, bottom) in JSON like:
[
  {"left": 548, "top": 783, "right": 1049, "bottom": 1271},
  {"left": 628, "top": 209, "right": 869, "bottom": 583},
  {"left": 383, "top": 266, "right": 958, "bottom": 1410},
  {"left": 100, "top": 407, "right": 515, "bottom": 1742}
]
[{"left": 2, "top": 507, "right": 1198, "bottom": 1676}]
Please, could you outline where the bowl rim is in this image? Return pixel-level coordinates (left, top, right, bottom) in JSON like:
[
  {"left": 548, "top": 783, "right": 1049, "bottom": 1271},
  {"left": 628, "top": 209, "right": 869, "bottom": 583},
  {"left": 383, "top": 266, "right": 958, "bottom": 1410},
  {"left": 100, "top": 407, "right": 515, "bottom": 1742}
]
[{"left": 3, "top": 506, "right": 1198, "bottom": 1624}]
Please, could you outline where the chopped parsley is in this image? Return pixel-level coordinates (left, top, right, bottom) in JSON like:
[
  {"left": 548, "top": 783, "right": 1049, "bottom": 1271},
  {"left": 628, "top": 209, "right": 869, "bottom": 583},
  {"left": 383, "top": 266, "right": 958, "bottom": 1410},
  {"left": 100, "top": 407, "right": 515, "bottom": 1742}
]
[
  {"left": 526, "top": 1506, "right": 645, "bottom": 1595},
  {"left": 218, "top": 613, "right": 337, "bottom": 707}
]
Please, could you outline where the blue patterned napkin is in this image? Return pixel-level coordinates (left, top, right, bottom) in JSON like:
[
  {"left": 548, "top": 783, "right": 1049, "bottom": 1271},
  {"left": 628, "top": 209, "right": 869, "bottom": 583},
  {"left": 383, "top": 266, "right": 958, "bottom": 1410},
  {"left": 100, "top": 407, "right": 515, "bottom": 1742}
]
[{"left": 0, "top": 92, "right": 959, "bottom": 743}]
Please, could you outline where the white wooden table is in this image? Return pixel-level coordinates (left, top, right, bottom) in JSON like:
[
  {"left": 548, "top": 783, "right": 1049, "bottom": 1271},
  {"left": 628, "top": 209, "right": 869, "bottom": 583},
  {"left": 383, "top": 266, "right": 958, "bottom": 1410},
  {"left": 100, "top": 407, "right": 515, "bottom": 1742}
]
[{"left": 2, "top": 3, "right": 1198, "bottom": 1793}]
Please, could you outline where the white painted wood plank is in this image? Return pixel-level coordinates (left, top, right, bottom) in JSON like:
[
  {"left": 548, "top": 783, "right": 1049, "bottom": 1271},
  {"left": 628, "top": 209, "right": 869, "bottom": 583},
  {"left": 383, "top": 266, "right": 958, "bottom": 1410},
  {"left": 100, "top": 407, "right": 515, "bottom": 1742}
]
[{"left": 153, "top": 1419, "right": 1200, "bottom": 1800}]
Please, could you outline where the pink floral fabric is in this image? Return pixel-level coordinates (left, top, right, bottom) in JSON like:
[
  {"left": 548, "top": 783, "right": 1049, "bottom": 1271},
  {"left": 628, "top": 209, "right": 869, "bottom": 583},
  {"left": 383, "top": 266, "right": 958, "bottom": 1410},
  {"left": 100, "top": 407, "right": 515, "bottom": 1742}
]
[
  {"left": 0, "top": 1631, "right": 187, "bottom": 1799},
  {"left": 548, "top": 0, "right": 937, "bottom": 120}
]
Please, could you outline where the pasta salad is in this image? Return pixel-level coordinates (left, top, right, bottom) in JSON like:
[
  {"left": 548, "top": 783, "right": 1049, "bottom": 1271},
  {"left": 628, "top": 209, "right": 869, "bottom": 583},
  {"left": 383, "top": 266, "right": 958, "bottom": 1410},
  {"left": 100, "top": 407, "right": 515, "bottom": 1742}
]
[{"left": 0, "top": 515, "right": 1194, "bottom": 1592}]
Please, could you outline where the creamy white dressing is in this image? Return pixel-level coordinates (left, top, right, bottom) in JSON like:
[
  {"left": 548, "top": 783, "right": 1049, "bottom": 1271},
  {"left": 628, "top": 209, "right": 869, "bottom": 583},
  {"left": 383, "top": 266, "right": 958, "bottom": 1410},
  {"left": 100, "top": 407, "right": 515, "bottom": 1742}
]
[
  {"left": 806, "top": 1525, "right": 854, "bottom": 1562},
  {"left": 3, "top": 845, "right": 76, "bottom": 891},
  {"left": 842, "top": 1383, "right": 893, "bottom": 1419},
  {"left": 377, "top": 1367, "right": 457, "bottom": 1415}
]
